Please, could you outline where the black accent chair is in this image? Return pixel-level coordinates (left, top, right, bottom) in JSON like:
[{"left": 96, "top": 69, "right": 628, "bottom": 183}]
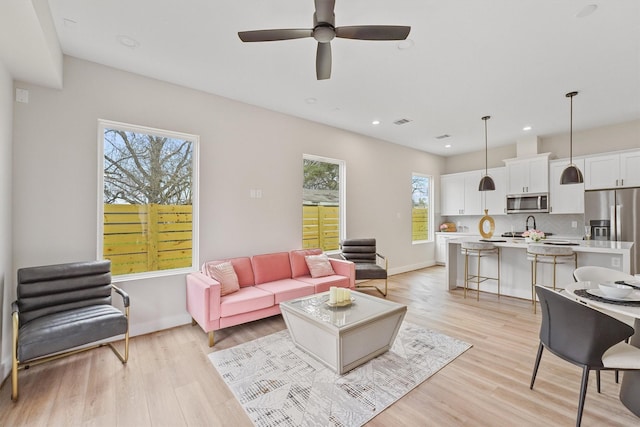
[
  {"left": 339, "top": 238, "right": 388, "bottom": 296},
  {"left": 12, "top": 260, "right": 129, "bottom": 400},
  {"left": 530, "top": 285, "right": 640, "bottom": 426}
]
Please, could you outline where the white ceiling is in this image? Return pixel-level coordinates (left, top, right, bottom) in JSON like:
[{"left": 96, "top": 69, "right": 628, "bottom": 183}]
[{"left": 9, "top": 1, "right": 640, "bottom": 156}]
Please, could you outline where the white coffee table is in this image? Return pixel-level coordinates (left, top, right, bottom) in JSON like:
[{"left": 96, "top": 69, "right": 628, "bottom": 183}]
[{"left": 280, "top": 290, "right": 407, "bottom": 374}]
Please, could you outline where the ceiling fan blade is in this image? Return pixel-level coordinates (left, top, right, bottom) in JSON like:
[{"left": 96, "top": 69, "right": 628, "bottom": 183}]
[
  {"left": 314, "top": 0, "right": 335, "bottom": 24},
  {"left": 238, "top": 29, "right": 313, "bottom": 42},
  {"left": 335, "top": 25, "right": 411, "bottom": 40},
  {"left": 316, "top": 42, "right": 332, "bottom": 80}
]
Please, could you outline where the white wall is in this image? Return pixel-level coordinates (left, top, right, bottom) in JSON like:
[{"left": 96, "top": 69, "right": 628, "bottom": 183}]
[
  {"left": 0, "top": 62, "right": 14, "bottom": 381},
  {"left": 11, "top": 56, "right": 445, "bottom": 338}
]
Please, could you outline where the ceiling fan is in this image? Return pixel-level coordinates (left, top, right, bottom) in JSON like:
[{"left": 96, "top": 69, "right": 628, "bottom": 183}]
[{"left": 238, "top": 0, "right": 411, "bottom": 80}]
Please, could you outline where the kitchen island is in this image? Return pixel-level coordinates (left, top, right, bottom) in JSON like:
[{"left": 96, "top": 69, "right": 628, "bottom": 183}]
[{"left": 446, "top": 237, "right": 635, "bottom": 300}]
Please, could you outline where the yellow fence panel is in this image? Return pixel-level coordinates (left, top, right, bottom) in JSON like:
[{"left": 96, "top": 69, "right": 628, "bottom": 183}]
[
  {"left": 412, "top": 207, "right": 429, "bottom": 241},
  {"left": 104, "top": 203, "right": 193, "bottom": 275},
  {"left": 302, "top": 205, "right": 339, "bottom": 251}
]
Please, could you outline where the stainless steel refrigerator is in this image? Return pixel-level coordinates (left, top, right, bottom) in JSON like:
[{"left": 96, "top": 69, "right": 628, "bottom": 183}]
[{"left": 585, "top": 188, "right": 639, "bottom": 274}]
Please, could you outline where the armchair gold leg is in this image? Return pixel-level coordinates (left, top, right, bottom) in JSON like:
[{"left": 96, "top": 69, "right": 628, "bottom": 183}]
[
  {"left": 209, "top": 331, "right": 215, "bottom": 347},
  {"left": 11, "top": 311, "right": 19, "bottom": 401}
]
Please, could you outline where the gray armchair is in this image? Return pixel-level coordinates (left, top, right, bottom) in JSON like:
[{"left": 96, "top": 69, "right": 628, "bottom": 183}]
[
  {"left": 340, "top": 238, "right": 388, "bottom": 296},
  {"left": 11, "top": 260, "right": 129, "bottom": 400}
]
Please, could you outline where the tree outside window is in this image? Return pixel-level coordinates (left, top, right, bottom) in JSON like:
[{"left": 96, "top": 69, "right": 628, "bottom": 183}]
[
  {"left": 412, "top": 174, "right": 431, "bottom": 242},
  {"left": 98, "top": 120, "right": 198, "bottom": 277}
]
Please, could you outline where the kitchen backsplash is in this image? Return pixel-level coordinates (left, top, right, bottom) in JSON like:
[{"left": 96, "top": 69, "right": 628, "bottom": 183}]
[{"left": 441, "top": 213, "right": 586, "bottom": 238}]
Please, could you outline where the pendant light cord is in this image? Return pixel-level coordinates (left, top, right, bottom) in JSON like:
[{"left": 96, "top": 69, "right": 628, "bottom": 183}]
[
  {"left": 482, "top": 116, "right": 490, "bottom": 174},
  {"left": 566, "top": 91, "right": 578, "bottom": 163}
]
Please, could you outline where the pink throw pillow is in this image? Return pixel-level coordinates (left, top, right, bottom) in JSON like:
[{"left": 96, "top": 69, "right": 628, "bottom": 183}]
[
  {"left": 206, "top": 261, "right": 240, "bottom": 295},
  {"left": 305, "top": 254, "right": 335, "bottom": 278}
]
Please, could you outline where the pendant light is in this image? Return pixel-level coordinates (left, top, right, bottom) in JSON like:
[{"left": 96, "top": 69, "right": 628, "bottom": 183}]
[
  {"left": 478, "top": 115, "right": 495, "bottom": 191},
  {"left": 560, "top": 91, "right": 584, "bottom": 184}
]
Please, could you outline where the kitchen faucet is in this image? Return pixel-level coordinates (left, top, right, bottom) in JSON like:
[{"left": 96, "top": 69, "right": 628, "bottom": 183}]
[{"left": 526, "top": 215, "right": 536, "bottom": 231}]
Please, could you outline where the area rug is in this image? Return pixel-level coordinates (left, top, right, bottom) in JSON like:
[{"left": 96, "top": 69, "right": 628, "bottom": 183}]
[{"left": 209, "top": 322, "right": 471, "bottom": 427}]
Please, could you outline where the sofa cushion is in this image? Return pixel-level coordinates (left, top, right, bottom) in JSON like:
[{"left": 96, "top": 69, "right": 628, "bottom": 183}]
[
  {"left": 206, "top": 261, "right": 240, "bottom": 296},
  {"left": 205, "top": 257, "right": 255, "bottom": 287},
  {"left": 219, "top": 286, "right": 274, "bottom": 318},
  {"left": 290, "top": 248, "right": 322, "bottom": 278},
  {"left": 255, "top": 279, "right": 315, "bottom": 304},
  {"left": 295, "top": 275, "right": 351, "bottom": 293},
  {"left": 251, "top": 252, "right": 292, "bottom": 285},
  {"left": 305, "top": 254, "right": 335, "bottom": 278}
]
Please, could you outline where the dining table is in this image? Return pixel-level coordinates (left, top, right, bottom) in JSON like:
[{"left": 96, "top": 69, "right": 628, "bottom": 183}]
[{"left": 564, "top": 281, "right": 640, "bottom": 418}]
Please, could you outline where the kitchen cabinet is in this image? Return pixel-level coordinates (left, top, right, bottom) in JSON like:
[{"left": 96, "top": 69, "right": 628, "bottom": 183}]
[
  {"left": 504, "top": 153, "right": 550, "bottom": 195},
  {"left": 435, "top": 232, "right": 479, "bottom": 264},
  {"left": 481, "top": 167, "right": 506, "bottom": 215},
  {"left": 440, "top": 170, "right": 482, "bottom": 216},
  {"left": 584, "top": 150, "right": 640, "bottom": 190},
  {"left": 549, "top": 158, "right": 585, "bottom": 214}
]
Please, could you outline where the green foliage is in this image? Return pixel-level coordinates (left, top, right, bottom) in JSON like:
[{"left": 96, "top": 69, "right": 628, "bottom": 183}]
[{"left": 303, "top": 159, "right": 339, "bottom": 190}]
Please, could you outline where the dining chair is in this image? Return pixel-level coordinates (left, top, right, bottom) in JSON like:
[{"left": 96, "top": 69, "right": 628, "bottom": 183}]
[
  {"left": 573, "top": 265, "right": 637, "bottom": 385},
  {"left": 530, "top": 285, "right": 640, "bottom": 427}
]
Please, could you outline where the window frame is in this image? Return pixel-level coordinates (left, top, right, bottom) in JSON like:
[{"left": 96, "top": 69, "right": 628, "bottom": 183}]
[
  {"left": 97, "top": 119, "right": 199, "bottom": 281},
  {"left": 411, "top": 172, "right": 433, "bottom": 244},
  {"left": 302, "top": 154, "right": 346, "bottom": 254}
]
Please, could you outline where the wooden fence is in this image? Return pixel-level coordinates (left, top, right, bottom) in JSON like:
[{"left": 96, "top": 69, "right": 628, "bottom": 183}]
[
  {"left": 412, "top": 207, "right": 429, "bottom": 241},
  {"left": 103, "top": 204, "right": 193, "bottom": 275},
  {"left": 303, "top": 205, "right": 340, "bottom": 251},
  {"left": 303, "top": 206, "right": 429, "bottom": 251}
]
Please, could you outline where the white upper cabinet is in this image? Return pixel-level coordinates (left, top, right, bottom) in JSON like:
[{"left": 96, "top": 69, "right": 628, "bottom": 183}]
[
  {"left": 549, "top": 158, "right": 585, "bottom": 214},
  {"left": 482, "top": 167, "right": 506, "bottom": 215},
  {"left": 585, "top": 150, "right": 640, "bottom": 190},
  {"left": 504, "top": 153, "right": 550, "bottom": 195},
  {"left": 440, "top": 170, "right": 482, "bottom": 216}
]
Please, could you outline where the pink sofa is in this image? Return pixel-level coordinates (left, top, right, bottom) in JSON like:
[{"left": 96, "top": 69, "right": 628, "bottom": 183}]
[{"left": 186, "top": 249, "right": 355, "bottom": 346}]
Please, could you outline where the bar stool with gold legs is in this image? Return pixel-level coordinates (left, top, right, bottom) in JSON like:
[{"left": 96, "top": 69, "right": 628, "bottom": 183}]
[
  {"left": 527, "top": 244, "right": 577, "bottom": 313},
  {"left": 461, "top": 241, "right": 500, "bottom": 300}
]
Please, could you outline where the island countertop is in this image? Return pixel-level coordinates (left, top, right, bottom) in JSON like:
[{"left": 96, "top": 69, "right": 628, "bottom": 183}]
[{"left": 445, "top": 237, "right": 635, "bottom": 300}]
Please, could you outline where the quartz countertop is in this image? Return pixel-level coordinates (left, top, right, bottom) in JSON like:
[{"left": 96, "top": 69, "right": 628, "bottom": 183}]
[{"left": 448, "top": 236, "right": 634, "bottom": 253}]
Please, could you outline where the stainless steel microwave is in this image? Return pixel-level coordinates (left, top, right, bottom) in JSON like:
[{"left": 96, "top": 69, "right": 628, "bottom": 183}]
[{"left": 506, "top": 193, "right": 549, "bottom": 214}]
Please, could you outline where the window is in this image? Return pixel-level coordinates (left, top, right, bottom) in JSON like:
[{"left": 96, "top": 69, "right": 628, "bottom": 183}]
[
  {"left": 302, "top": 155, "right": 345, "bottom": 252},
  {"left": 98, "top": 120, "right": 198, "bottom": 278},
  {"left": 412, "top": 173, "right": 432, "bottom": 242}
]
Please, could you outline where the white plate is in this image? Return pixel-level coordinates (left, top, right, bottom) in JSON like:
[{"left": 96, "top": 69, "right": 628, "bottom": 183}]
[
  {"left": 586, "top": 288, "right": 640, "bottom": 302},
  {"left": 543, "top": 240, "right": 575, "bottom": 245}
]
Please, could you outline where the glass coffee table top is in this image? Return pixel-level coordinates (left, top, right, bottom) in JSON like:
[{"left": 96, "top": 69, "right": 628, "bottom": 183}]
[{"left": 281, "top": 290, "right": 404, "bottom": 329}]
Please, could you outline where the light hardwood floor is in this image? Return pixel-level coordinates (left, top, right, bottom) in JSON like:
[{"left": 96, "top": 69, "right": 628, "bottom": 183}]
[{"left": 1, "top": 266, "right": 639, "bottom": 426}]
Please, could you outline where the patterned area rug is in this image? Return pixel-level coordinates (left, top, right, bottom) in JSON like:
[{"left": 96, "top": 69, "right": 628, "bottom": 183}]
[{"left": 209, "top": 322, "right": 471, "bottom": 427}]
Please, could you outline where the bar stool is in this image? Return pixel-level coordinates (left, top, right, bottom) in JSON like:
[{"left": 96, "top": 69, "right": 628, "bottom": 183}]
[
  {"left": 461, "top": 241, "right": 500, "bottom": 300},
  {"left": 527, "top": 244, "right": 577, "bottom": 313}
]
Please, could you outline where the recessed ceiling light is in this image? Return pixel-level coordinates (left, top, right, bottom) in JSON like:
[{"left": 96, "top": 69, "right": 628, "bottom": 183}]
[
  {"left": 444, "top": 144, "right": 452, "bottom": 148},
  {"left": 523, "top": 126, "right": 532, "bottom": 131},
  {"left": 305, "top": 97, "right": 317, "bottom": 104},
  {"left": 576, "top": 4, "right": 598, "bottom": 18},
  {"left": 372, "top": 120, "right": 381, "bottom": 125},
  {"left": 116, "top": 35, "right": 140, "bottom": 49},
  {"left": 397, "top": 39, "right": 414, "bottom": 50}
]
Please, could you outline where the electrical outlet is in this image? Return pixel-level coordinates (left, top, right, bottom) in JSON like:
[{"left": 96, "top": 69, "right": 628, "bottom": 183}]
[
  {"left": 571, "top": 221, "right": 577, "bottom": 228},
  {"left": 612, "top": 257, "right": 621, "bottom": 268}
]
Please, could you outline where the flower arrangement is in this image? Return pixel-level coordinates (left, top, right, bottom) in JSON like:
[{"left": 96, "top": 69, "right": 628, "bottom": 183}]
[{"left": 522, "top": 229, "right": 545, "bottom": 242}]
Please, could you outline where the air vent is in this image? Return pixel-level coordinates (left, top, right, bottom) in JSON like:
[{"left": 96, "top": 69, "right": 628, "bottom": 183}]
[
  {"left": 435, "top": 134, "right": 451, "bottom": 139},
  {"left": 393, "top": 118, "right": 412, "bottom": 125}
]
